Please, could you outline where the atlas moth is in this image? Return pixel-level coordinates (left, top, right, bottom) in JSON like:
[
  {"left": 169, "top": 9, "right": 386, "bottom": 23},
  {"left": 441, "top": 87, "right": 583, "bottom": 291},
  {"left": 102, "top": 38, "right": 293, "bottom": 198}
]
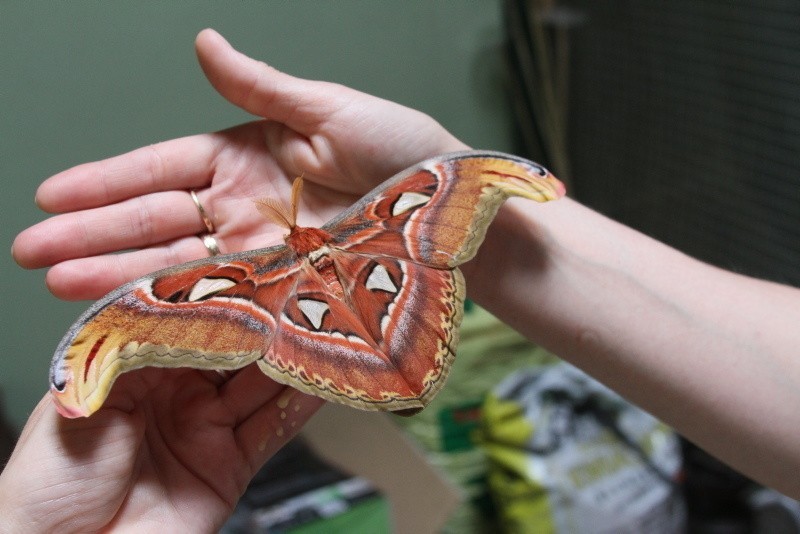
[{"left": 49, "top": 151, "right": 565, "bottom": 418}]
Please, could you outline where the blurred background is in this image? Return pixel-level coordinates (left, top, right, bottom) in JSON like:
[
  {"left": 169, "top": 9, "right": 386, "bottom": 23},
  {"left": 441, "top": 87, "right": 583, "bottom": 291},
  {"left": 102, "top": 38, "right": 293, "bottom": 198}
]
[{"left": 2, "top": 1, "right": 799, "bottom": 532}]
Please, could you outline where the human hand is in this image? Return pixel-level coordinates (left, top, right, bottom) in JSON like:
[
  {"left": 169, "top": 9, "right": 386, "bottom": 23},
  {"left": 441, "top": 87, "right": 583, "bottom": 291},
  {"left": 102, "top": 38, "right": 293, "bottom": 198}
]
[
  {"left": 12, "top": 28, "right": 467, "bottom": 301},
  {"left": 0, "top": 372, "right": 322, "bottom": 532},
  {"left": 5, "top": 28, "right": 467, "bottom": 532}
]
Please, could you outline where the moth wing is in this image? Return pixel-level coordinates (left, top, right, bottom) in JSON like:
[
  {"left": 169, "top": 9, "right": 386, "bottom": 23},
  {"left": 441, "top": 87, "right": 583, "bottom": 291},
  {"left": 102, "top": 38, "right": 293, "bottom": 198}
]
[
  {"left": 257, "top": 254, "right": 464, "bottom": 414},
  {"left": 324, "top": 151, "right": 565, "bottom": 268},
  {"left": 50, "top": 151, "right": 565, "bottom": 418},
  {"left": 49, "top": 246, "right": 296, "bottom": 418}
]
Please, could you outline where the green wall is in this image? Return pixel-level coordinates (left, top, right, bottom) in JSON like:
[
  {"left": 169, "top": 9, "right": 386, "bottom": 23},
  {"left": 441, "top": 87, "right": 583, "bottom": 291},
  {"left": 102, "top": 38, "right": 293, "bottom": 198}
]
[{"left": 0, "top": 2, "right": 514, "bottom": 428}]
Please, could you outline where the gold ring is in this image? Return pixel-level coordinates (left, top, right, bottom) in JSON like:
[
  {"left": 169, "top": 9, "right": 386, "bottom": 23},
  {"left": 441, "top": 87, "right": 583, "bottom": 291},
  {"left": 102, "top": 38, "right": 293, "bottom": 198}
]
[
  {"left": 201, "top": 234, "right": 221, "bottom": 256},
  {"left": 190, "top": 190, "right": 216, "bottom": 234}
]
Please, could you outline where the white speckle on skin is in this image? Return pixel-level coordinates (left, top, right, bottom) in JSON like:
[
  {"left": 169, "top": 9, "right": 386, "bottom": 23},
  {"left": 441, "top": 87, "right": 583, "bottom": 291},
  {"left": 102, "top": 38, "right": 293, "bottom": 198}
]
[{"left": 277, "top": 389, "right": 295, "bottom": 409}]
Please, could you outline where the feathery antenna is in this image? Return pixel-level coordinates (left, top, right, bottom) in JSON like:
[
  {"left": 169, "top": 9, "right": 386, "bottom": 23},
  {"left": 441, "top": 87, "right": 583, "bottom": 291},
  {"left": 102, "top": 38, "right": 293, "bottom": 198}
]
[{"left": 255, "top": 177, "right": 304, "bottom": 230}]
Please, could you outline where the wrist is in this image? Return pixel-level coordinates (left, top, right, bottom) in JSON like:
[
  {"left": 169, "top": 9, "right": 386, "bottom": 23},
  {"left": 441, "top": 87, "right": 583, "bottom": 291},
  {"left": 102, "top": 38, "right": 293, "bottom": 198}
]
[
  {"left": 463, "top": 199, "right": 556, "bottom": 324},
  {"left": 0, "top": 475, "right": 24, "bottom": 532}
]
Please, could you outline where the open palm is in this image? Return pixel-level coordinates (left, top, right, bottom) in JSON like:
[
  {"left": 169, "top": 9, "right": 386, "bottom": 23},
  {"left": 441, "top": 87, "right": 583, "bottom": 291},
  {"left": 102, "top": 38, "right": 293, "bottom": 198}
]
[{"left": 13, "top": 29, "right": 466, "bottom": 301}]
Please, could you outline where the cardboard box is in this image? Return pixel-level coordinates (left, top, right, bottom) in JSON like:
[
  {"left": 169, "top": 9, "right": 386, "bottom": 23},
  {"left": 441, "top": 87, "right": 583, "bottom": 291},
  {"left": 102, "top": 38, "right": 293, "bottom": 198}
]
[{"left": 303, "top": 404, "right": 462, "bottom": 534}]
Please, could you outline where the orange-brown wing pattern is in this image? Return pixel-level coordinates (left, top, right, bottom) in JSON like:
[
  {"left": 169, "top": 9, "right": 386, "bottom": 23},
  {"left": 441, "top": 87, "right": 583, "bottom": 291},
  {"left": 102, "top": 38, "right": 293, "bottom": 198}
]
[
  {"left": 325, "top": 151, "right": 565, "bottom": 267},
  {"left": 49, "top": 247, "right": 296, "bottom": 417},
  {"left": 257, "top": 254, "right": 464, "bottom": 413},
  {"left": 49, "top": 151, "right": 564, "bottom": 418}
]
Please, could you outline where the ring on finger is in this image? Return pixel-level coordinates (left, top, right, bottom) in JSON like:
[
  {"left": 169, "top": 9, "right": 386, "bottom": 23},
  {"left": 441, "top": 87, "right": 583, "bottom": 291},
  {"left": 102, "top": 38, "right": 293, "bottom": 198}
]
[
  {"left": 190, "top": 190, "right": 216, "bottom": 234},
  {"left": 201, "top": 234, "right": 221, "bottom": 257}
]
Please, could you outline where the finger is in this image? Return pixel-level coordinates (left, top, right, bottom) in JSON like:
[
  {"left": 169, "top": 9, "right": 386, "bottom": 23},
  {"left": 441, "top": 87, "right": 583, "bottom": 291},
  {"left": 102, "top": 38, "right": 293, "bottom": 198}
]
[
  {"left": 195, "top": 29, "right": 336, "bottom": 131},
  {"left": 194, "top": 30, "right": 462, "bottom": 193},
  {"left": 44, "top": 236, "right": 210, "bottom": 300},
  {"left": 219, "top": 365, "right": 286, "bottom": 426},
  {"left": 35, "top": 133, "right": 220, "bottom": 213},
  {"left": 217, "top": 366, "right": 324, "bottom": 471},
  {"left": 233, "top": 384, "right": 324, "bottom": 473},
  {"left": 13, "top": 190, "right": 209, "bottom": 269},
  {"left": 1, "top": 395, "right": 142, "bottom": 533}
]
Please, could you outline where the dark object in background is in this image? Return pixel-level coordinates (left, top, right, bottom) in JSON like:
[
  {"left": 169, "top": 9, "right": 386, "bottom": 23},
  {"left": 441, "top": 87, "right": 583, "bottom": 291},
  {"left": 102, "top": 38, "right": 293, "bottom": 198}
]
[
  {"left": 0, "top": 393, "right": 17, "bottom": 470},
  {"left": 682, "top": 441, "right": 800, "bottom": 534},
  {"left": 221, "top": 437, "right": 389, "bottom": 534},
  {"left": 566, "top": 1, "right": 800, "bottom": 288},
  {"left": 682, "top": 441, "right": 753, "bottom": 533}
]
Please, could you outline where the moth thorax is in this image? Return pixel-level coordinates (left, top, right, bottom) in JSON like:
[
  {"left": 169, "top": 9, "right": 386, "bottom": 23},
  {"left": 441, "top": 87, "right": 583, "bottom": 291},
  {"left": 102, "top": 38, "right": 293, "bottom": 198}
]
[
  {"left": 313, "top": 255, "right": 345, "bottom": 300},
  {"left": 285, "top": 226, "right": 334, "bottom": 256}
]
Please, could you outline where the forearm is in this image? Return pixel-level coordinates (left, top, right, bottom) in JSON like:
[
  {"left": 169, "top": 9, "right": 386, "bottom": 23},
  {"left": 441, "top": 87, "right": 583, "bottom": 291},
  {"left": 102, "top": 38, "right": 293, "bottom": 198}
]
[
  {"left": 0, "top": 496, "right": 23, "bottom": 533},
  {"left": 467, "top": 196, "right": 800, "bottom": 497}
]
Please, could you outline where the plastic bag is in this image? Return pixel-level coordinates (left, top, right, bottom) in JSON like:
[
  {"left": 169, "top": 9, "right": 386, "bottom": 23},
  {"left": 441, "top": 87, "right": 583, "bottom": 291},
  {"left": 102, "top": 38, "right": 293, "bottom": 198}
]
[{"left": 481, "top": 363, "right": 685, "bottom": 533}]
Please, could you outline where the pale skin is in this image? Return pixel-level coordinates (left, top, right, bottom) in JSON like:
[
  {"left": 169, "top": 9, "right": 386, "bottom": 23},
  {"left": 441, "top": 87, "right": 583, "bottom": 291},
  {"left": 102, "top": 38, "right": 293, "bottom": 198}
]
[{"left": 4, "top": 28, "right": 800, "bottom": 531}]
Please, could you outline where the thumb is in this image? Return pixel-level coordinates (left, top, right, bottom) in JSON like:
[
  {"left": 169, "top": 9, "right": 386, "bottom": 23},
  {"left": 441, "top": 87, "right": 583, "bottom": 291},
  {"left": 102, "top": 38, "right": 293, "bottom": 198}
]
[
  {"left": 0, "top": 395, "right": 142, "bottom": 531},
  {"left": 194, "top": 29, "right": 334, "bottom": 130}
]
